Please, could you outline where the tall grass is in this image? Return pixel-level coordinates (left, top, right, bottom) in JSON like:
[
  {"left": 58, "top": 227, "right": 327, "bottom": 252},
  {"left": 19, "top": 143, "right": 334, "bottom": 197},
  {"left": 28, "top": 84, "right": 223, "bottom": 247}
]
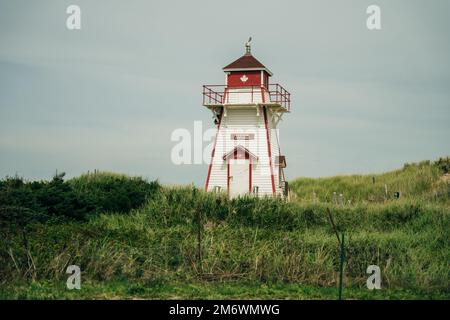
[
  {"left": 1, "top": 186, "right": 448, "bottom": 292},
  {"left": 290, "top": 160, "right": 448, "bottom": 204},
  {"left": 0, "top": 160, "right": 449, "bottom": 297}
]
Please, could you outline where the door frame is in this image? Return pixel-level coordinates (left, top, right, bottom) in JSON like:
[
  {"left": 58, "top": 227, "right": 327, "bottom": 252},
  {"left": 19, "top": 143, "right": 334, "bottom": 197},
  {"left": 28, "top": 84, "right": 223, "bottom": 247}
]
[
  {"left": 227, "top": 161, "right": 252, "bottom": 198},
  {"left": 223, "top": 145, "right": 257, "bottom": 198}
]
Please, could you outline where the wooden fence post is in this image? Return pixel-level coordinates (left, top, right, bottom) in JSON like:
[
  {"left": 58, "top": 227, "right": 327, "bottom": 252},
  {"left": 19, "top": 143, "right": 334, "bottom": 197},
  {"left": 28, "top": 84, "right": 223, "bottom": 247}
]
[{"left": 338, "top": 232, "right": 345, "bottom": 300}]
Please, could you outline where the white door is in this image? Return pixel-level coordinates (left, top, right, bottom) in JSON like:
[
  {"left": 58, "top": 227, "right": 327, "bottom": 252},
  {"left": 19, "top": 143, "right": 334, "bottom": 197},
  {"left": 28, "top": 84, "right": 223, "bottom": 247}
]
[{"left": 229, "top": 160, "right": 250, "bottom": 198}]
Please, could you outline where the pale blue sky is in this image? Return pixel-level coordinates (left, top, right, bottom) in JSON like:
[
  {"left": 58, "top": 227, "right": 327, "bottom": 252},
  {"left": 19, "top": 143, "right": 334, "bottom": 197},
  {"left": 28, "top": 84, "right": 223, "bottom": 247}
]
[{"left": 0, "top": 0, "right": 449, "bottom": 185}]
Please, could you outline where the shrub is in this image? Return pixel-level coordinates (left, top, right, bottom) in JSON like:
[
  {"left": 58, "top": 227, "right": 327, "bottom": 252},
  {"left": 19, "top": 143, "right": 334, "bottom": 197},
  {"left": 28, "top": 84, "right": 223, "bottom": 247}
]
[
  {"left": 0, "top": 171, "right": 160, "bottom": 223},
  {"left": 434, "top": 157, "right": 450, "bottom": 174},
  {"left": 0, "top": 173, "right": 94, "bottom": 221},
  {"left": 69, "top": 172, "right": 160, "bottom": 214}
]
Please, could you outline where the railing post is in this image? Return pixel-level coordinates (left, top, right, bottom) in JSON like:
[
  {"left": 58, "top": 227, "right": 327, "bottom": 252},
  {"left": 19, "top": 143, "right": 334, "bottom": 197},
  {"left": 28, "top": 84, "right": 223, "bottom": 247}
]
[{"left": 277, "top": 85, "right": 279, "bottom": 104}]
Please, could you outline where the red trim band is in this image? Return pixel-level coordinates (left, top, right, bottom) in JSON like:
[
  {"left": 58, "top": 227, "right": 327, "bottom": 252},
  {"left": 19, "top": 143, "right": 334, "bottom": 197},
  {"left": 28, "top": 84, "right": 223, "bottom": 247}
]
[{"left": 263, "top": 107, "right": 276, "bottom": 195}]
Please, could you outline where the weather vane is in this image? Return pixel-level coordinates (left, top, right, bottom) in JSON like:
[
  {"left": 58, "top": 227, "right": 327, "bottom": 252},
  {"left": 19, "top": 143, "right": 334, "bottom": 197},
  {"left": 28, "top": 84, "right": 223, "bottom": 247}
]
[{"left": 245, "top": 37, "right": 252, "bottom": 54}]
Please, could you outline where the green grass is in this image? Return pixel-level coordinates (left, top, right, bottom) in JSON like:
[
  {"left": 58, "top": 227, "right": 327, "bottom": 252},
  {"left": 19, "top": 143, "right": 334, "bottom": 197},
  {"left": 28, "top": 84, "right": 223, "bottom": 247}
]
[
  {"left": 1, "top": 280, "right": 447, "bottom": 300},
  {"left": 290, "top": 160, "right": 449, "bottom": 204},
  {"left": 1, "top": 158, "right": 449, "bottom": 299}
]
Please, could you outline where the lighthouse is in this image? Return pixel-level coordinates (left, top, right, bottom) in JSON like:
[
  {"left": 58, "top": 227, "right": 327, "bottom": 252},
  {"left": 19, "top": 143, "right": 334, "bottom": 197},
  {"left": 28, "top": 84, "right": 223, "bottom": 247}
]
[{"left": 203, "top": 39, "right": 291, "bottom": 198}]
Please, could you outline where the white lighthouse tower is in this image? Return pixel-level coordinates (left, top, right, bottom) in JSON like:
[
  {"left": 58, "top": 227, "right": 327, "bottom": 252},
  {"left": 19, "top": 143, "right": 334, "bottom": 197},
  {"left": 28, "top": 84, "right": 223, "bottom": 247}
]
[{"left": 203, "top": 39, "right": 291, "bottom": 198}]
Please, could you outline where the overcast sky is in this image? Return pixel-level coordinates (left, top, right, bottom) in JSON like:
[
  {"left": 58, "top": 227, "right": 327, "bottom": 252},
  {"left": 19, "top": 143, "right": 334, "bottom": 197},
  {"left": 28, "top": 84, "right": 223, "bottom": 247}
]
[{"left": 0, "top": 0, "right": 449, "bottom": 185}]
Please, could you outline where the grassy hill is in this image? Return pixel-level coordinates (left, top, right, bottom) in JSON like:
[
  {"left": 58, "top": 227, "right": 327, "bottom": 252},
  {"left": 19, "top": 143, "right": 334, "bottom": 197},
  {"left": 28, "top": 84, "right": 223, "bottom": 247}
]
[
  {"left": 0, "top": 158, "right": 449, "bottom": 299},
  {"left": 290, "top": 159, "right": 450, "bottom": 204}
]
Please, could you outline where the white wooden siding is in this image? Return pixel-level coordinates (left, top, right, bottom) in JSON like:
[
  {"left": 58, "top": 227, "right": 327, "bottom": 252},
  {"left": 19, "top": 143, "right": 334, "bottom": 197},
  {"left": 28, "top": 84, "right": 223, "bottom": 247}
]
[
  {"left": 224, "top": 88, "right": 271, "bottom": 105},
  {"left": 207, "top": 106, "right": 283, "bottom": 197}
]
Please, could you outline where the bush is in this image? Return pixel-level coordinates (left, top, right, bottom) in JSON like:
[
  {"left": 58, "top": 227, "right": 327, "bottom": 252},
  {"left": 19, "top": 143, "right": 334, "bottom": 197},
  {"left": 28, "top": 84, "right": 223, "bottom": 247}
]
[
  {"left": 434, "top": 157, "right": 450, "bottom": 174},
  {"left": 0, "top": 173, "right": 94, "bottom": 221},
  {"left": 69, "top": 172, "right": 160, "bottom": 214},
  {"left": 0, "top": 171, "right": 160, "bottom": 223}
]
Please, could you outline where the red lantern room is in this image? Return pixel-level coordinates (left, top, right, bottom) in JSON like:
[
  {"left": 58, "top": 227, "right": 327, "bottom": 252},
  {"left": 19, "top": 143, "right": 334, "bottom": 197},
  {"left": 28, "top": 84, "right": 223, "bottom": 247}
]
[{"left": 223, "top": 43, "right": 273, "bottom": 89}]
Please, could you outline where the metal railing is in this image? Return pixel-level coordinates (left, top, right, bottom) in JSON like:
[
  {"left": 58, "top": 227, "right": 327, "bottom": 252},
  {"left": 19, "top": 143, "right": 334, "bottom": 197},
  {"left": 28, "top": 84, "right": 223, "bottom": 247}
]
[
  {"left": 202, "top": 84, "right": 291, "bottom": 111},
  {"left": 202, "top": 85, "right": 224, "bottom": 105},
  {"left": 268, "top": 84, "right": 291, "bottom": 111}
]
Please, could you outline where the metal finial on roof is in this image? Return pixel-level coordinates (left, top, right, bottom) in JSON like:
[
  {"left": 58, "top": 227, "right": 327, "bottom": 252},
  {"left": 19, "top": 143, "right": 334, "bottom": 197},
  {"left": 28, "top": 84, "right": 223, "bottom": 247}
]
[{"left": 245, "top": 37, "right": 252, "bottom": 55}]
